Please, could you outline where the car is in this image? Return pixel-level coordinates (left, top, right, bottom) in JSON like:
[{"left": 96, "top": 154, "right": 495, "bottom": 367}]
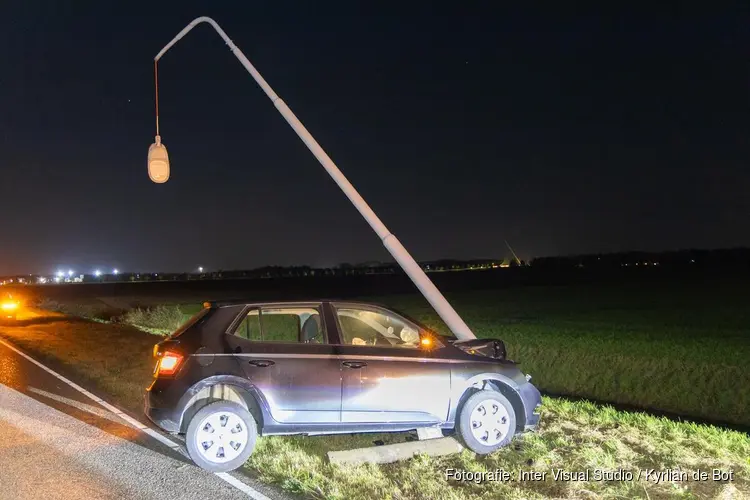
[
  {"left": 144, "top": 300, "right": 542, "bottom": 472},
  {"left": 1, "top": 292, "right": 20, "bottom": 320}
]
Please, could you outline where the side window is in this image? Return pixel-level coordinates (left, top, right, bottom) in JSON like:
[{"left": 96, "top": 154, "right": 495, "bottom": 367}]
[
  {"left": 232, "top": 306, "right": 324, "bottom": 343},
  {"left": 334, "top": 306, "right": 421, "bottom": 348},
  {"left": 234, "top": 309, "right": 262, "bottom": 341}
]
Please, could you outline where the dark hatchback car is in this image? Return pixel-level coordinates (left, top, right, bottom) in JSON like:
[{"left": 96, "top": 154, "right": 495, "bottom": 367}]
[{"left": 145, "top": 300, "right": 542, "bottom": 472}]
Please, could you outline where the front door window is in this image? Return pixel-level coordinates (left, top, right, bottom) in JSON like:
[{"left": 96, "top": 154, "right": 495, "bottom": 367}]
[{"left": 335, "top": 307, "right": 420, "bottom": 348}]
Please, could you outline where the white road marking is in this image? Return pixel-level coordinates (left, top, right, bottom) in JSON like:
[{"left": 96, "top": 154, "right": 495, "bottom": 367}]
[
  {"left": 28, "top": 387, "right": 125, "bottom": 424},
  {"left": 0, "top": 338, "right": 271, "bottom": 500}
]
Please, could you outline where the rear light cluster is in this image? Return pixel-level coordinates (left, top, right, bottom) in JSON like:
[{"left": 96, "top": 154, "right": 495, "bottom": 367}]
[{"left": 153, "top": 345, "right": 184, "bottom": 377}]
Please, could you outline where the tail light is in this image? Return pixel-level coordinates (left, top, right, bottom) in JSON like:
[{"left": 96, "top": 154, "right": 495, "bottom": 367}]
[{"left": 154, "top": 351, "right": 184, "bottom": 377}]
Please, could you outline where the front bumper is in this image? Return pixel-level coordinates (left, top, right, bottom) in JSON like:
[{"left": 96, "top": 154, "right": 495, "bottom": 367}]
[{"left": 518, "top": 381, "right": 542, "bottom": 431}]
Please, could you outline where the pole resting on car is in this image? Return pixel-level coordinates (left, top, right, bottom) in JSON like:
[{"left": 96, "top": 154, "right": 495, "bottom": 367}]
[{"left": 152, "top": 16, "right": 477, "bottom": 341}]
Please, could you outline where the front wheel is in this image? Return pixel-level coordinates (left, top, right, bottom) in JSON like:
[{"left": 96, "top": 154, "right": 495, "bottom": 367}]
[
  {"left": 457, "top": 390, "right": 516, "bottom": 454},
  {"left": 185, "top": 401, "right": 257, "bottom": 472}
]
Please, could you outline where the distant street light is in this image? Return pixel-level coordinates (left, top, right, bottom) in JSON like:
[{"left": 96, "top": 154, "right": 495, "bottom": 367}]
[
  {"left": 94, "top": 270, "right": 102, "bottom": 277},
  {"left": 67, "top": 270, "right": 74, "bottom": 277},
  {"left": 149, "top": 16, "right": 476, "bottom": 341},
  {"left": 113, "top": 269, "right": 119, "bottom": 275},
  {"left": 198, "top": 266, "right": 204, "bottom": 273}
]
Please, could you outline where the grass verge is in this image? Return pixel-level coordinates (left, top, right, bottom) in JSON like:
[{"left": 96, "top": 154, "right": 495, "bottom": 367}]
[{"left": 0, "top": 308, "right": 748, "bottom": 499}]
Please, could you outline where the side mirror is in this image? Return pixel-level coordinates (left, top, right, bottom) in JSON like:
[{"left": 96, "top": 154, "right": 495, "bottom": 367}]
[{"left": 419, "top": 332, "right": 443, "bottom": 350}]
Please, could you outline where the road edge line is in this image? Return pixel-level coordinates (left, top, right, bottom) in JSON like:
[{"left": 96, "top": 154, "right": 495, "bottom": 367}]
[{"left": 0, "top": 337, "right": 271, "bottom": 500}]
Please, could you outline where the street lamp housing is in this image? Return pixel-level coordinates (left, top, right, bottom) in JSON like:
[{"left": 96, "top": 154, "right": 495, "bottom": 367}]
[{"left": 148, "top": 135, "right": 170, "bottom": 183}]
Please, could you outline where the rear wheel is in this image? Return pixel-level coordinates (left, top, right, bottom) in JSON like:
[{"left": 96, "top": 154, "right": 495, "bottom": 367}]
[
  {"left": 457, "top": 390, "right": 516, "bottom": 454},
  {"left": 185, "top": 401, "right": 257, "bottom": 472}
]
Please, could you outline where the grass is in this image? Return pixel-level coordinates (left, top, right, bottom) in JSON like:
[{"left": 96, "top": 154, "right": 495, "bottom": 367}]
[
  {"left": 2, "top": 280, "right": 749, "bottom": 499},
  {"left": 119, "top": 305, "right": 188, "bottom": 335},
  {"left": 0, "top": 312, "right": 155, "bottom": 408},
  {"left": 248, "top": 398, "right": 750, "bottom": 499}
]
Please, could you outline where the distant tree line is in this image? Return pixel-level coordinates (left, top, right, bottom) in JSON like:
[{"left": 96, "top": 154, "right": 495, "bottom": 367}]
[
  {"left": 5, "top": 249, "right": 749, "bottom": 284},
  {"left": 530, "top": 248, "right": 750, "bottom": 271}
]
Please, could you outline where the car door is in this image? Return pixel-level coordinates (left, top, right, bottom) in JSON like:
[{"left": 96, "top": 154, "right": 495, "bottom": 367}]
[
  {"left": 228, "top": 303, "right": 341, "bottom": 424},
  {"left": 332, "top": 303, "right": 452, "bottom": 424}
]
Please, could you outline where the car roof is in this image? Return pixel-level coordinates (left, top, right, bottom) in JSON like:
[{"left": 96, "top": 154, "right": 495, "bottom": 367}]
[
  {"left": 207, "top": 299, "right": 389, "bottom": 309},
  {"left": 205, "top": 298, "right": 448, "bottom": 337}
]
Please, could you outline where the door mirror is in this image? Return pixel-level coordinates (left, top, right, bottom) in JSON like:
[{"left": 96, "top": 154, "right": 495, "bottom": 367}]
[{"left": 418, "top": 332, "right": 443, "bottom": 350}]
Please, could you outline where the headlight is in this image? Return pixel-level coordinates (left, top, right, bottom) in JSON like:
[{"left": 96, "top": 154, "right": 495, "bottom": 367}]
[{"left": 1, "top": 302, "right": 18, "bottom": 310}]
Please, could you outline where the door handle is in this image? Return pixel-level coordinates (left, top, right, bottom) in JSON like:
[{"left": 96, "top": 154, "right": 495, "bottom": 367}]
[
  {"left": 248, "top": 359, "right": 275, "bottom": 367},
  {"left": 342, "top": 361, "right": 367, "bottom": 369}
]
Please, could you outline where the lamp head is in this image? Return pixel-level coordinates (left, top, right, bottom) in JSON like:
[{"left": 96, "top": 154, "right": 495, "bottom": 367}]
[{"left": 147, "top": 135, "right": 170, "bottom": 183}]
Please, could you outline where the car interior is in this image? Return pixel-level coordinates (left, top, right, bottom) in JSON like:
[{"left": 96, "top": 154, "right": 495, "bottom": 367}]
[{"left": 335, "top": 308, "right": 420, "bottom": 348}]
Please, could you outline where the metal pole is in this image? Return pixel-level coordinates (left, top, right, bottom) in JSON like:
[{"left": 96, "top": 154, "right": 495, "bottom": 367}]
[{"left": 155, "top": 17, "right": 476, "bottom": 340}]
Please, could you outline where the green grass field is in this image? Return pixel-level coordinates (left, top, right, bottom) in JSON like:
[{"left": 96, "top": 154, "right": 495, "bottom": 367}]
[{"left": 4, "top": 280, "right": 748, "bottom": 499}]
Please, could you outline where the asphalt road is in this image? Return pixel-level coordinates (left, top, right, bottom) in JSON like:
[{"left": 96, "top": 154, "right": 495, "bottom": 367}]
[{"left": 0, "top": 329, "right": 287, "bottom": 500}]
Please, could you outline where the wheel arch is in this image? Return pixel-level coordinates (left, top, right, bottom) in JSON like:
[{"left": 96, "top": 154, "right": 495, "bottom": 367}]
[
  {"left": 451, "top": 374, "right": 526, "bottom": 432},
  {"left": 176, "top": 375, "right": 269, "bottom": 434}
]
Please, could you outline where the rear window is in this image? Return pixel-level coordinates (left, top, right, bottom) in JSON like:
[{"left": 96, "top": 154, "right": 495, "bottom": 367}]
[{"left": 169, "top": 307, "right": 212, "bottom": 338}]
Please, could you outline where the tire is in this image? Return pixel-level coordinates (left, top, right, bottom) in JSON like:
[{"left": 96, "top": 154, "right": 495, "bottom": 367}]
[
  {"left": 456, "top": 390, "right": 516, "bottom": 455},
  {"left": 185, "top": 401, "right": 258, "bottom": 472}
]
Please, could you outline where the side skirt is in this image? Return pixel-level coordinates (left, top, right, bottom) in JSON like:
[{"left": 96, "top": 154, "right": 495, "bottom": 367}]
[{"left": 261, "top": 422, "right": 454, "bottom": 437}]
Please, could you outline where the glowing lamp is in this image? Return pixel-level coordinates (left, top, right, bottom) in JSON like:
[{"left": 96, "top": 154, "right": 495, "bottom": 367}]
[{"left": 147, "top": 135, "right": 170, "bottom": 183}]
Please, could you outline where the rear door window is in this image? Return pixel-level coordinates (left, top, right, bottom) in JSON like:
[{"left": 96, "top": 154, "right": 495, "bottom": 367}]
[{"left": 230, "top": 306, "right": 324, "bottom": 343}]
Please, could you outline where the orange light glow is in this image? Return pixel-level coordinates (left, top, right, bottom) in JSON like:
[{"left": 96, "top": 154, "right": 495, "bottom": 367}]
[
  {"left": 420, "top": 337, "right": 433, "bottom": 347},
  {"left": 1, "top": 302, "right": 18, "bottom": 311},
  {"left": 157, "top": 351, "right": 183, "bottom": 376}
]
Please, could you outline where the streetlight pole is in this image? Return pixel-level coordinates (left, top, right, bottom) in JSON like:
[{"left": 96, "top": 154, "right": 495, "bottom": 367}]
[{"left": 150, "top": 16, "right": 476, "bottom": 341}]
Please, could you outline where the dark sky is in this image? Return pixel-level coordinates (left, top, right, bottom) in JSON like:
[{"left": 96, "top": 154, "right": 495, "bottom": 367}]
[{"left": 1, "top": 3, "right": 748, "bottom": 274}]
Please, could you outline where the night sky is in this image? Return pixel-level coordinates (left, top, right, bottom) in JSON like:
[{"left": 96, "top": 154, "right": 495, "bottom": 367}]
[{"left": 1, "top": 3, "right": 748, "bottom": 274}]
